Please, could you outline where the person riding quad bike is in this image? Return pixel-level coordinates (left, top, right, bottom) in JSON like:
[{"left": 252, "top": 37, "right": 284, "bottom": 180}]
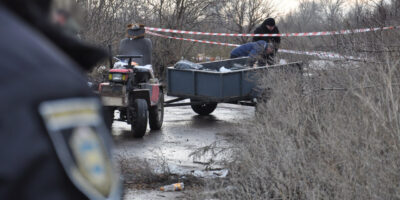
[
  {"left": 119, "top": 24, "right": 152, "bottom": 65},
  {"left": 101, "top": 24, "right": 164, "bottom": 138}
]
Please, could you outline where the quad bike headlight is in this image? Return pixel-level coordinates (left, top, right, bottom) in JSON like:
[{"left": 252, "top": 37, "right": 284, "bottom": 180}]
[{"left": 109, "top": 73, "right": 128, "bottom": 82}]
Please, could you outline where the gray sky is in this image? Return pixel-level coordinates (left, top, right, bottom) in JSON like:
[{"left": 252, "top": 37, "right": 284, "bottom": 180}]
[
  {"left": 275, "top": 0, "right": 300, "bottom": 15},
  {"left": 274, "top": 0, "right": 377, "bottom": 16}
]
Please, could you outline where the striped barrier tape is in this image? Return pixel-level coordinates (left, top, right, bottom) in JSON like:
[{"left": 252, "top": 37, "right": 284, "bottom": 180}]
[
  {"left": 147, "top": 31, "right": 239, "bottom": 47},
  {"left": 145, "top": 25, "right": 400, "bottom": 37},
  {"left": 278, "top": 49, "right": 367, "bottom": 61},
  {"left": 146, "top": 31, "right": 367, "bottom": 61}
]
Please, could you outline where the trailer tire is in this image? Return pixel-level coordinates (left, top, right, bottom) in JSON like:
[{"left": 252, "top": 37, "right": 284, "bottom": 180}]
[
  {"left": 149, "top": 92, "right": 164, "bottom": 130},
  {"left": 131, "top": 99, "right": 148, "bottom": 138},
  {"left": 190, "top": 100, "right": 217, "bottom": 115}
]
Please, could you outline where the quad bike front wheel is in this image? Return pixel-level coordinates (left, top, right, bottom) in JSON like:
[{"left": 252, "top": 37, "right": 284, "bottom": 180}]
[
  {"left": 130, "top": 99, "right": 148, "bottom": 138},
  {"left": 149, "top": 92, "right": 164, "bottom": 130},
  {"left": 190, "top": 99, "right": 218, "bottom": 115}
]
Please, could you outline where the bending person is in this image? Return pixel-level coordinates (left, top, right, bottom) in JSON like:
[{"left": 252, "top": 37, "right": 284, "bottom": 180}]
[{"left": 230, "top": 40, "right": 273, "bottom": 67}]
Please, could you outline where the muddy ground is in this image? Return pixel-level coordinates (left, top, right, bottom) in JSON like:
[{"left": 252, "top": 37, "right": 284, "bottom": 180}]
[{"left": 111, "top": 98, "right": 255, "bottom": 199}]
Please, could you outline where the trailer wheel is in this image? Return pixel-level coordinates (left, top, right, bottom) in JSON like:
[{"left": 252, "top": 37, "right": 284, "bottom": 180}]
[
  {"left": 130, "top": 99, "right": 148, "bottom": 138},
  {"left": 190, "top": 100, "right": 217, "bottom": 115}
]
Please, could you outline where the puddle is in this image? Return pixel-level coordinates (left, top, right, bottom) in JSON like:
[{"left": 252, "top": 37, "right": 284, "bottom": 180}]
[{"left": 112, "top": 98, "right": 254, "bottom": 199}]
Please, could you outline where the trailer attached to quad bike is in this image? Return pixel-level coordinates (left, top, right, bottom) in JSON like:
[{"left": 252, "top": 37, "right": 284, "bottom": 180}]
[{"left": 165, "top": 57, "right": 302, "bottom": 115}]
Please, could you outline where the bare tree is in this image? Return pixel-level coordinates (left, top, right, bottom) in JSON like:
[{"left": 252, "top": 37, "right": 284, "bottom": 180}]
[
  {"left": 145, "top": 0, "right": 219, "bottom": 76},
  {"left": 218, "top": 0, "right": 276, "bottom": 44},
  {"left": 320, "top": 0, "right": 345, "bottom": 29}
]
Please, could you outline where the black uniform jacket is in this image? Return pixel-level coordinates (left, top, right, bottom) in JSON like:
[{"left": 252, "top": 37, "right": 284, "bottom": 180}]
[
  {"left": 0, "top": 5, "right": 120, "bottom": 200},
  {"left": 252, "top": 23, "right": 281, "bottom": 48}
]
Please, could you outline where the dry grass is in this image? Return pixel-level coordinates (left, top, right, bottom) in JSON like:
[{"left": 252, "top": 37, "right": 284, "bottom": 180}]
[{"left": 198, "top": 54, "right": 400, "bottom": 199}]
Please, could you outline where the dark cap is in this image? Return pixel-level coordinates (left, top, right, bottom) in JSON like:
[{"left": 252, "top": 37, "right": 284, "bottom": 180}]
[
  {"left": 127, "top": 23, "right": 144, "bottom": 31},
  {"left": 264, "top": 18, "right": 275, "bottom": 26},
  {"left": 127, "top": 23, "right": 145, "bottom": 38}
]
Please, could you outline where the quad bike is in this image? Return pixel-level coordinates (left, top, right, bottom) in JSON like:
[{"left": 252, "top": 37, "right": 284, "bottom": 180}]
[{"left": 99, "top": 55, "right": 164, "bottom": 138}]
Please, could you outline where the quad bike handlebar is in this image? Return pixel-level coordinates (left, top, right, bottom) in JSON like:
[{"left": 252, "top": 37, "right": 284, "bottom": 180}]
[
  {"left": 116, "top": 55, "right": 143, "bottom": 59},
  {"left": 116, "top": 55, "right": 144, "bottom": 68}
]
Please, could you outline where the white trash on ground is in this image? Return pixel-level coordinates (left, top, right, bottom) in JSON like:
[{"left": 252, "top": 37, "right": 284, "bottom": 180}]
[{"left": 160, "top": 182, "right": 184, "bottom": 192}]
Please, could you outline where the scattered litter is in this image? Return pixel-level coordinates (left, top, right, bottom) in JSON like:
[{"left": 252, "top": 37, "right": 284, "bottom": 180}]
[
  {"left": 219, "top": 66, "right": 231, "bottom": 72},
  {"left": 174, "top": 60, "right": 204, "bottom": 70},
  {"left": 192, "top": 169, "right": 229, "bottom": 178},
  {"left": 160, "top": 182, "right": 184, "bottom": 192}
]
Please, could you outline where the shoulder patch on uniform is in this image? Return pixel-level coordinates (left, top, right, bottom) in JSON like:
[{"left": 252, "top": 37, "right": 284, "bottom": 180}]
[
  {"left": 39, "top": 98, "right": 121, "bottom": 200},
  {"left": 39, "top": 98, "right": 100, "bottom": 131}
]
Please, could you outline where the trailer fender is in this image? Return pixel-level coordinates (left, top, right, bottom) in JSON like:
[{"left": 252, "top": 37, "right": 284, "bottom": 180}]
[
  {"left": 142, "top": 84, "right": 163, "bottom": 106},
  {"left": 150, "top": 85, "right": 162, "bottom": 106}
]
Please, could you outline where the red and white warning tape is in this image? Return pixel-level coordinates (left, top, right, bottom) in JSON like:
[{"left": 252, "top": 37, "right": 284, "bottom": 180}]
[
  {"left": 278, "top": 49, "right": 367, "bottom": 61},
  {"left": 146, "top": 31, "right": 367, "bottom": 61},
  {"left": 147, "top": 31, "right": 239, "bottom": 47},
  {"left": 146, "top": 25, "right": 400, "bottom": 37}
]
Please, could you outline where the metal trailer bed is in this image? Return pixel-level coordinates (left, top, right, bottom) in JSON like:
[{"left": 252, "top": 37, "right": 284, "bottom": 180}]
[{"left": 165, "top": 57, "right": 302, "bottom": 113}]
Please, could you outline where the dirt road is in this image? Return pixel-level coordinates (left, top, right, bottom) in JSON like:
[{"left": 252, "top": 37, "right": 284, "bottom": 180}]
[{"left": 112, "top": 99, "right": 254, "bottom": 199}]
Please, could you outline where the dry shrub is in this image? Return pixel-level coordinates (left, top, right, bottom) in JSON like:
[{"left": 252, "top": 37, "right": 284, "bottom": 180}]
[
  {"left": 116, "top": 151, "right": 205, "bottom": 192},
  {"left": 116, "top": 155, "right": 167, "bottom": 189},
  {"left": 210, "top": 57, "right": 400, "bottom": 199}
]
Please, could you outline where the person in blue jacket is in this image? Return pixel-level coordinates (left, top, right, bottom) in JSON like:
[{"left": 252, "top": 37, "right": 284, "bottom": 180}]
[{"left": 230, "top": 40, "right": 273, "bottom": 66}]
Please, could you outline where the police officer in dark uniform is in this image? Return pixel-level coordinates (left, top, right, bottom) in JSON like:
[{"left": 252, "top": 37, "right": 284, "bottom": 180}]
[
  {"left": 0, "top": 0, "right": 121, "bottom": 199},
  {"left": 253, "top": 18, "right": 281, "bottom": 65}
]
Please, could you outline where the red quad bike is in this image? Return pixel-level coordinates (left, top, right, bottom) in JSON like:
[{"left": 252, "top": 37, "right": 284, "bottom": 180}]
[{"left": 99, "top": 55, "right": 164, "bottom": 138}]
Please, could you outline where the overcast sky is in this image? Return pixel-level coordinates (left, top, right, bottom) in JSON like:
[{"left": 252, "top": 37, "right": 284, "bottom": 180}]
[
  {"left": 274, "top": 0, "right": 379, "bottom": 16},
  {"left": 275, "top": 0, "right": 300, "bottom": 15}
]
